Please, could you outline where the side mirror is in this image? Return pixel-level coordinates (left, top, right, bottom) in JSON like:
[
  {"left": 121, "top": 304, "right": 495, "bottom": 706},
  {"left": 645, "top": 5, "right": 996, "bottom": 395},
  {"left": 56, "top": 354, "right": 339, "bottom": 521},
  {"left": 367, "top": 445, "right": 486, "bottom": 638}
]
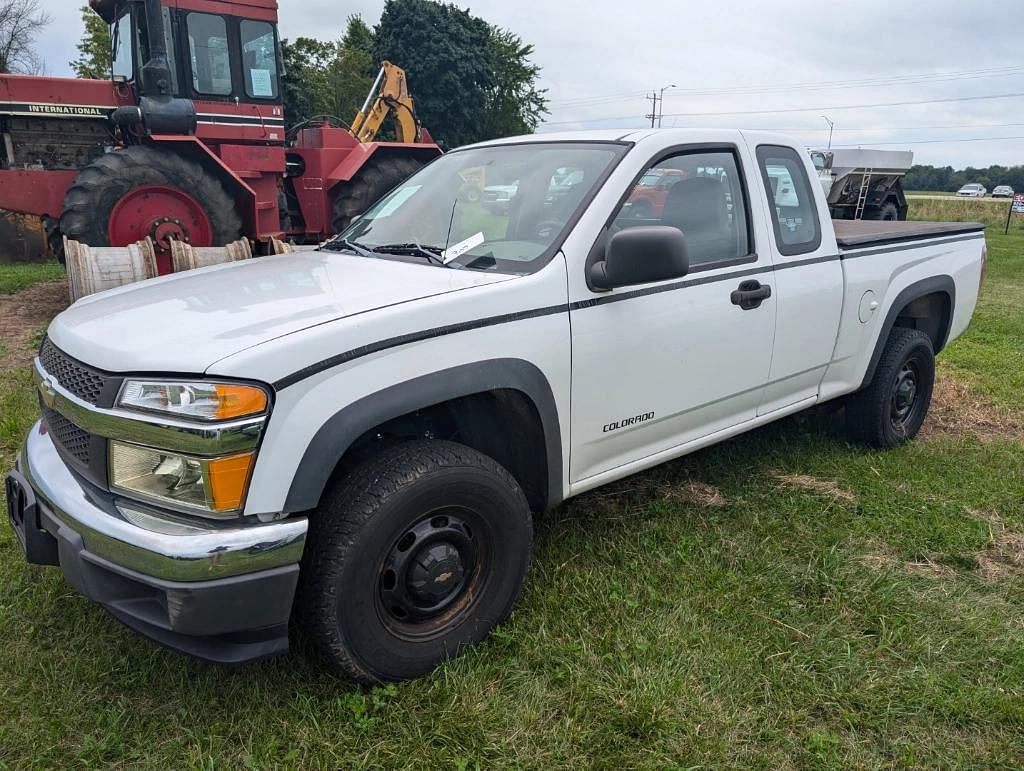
[{"left": 590, "top": 226, "right": 689, "bottom": 290}]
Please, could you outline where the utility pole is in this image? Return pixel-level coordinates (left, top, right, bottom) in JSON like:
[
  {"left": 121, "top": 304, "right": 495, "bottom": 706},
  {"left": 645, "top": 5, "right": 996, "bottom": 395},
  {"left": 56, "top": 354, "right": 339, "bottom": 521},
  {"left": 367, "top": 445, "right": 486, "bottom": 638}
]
[
  {"left": 657, "top": 84, "right": 677, "bottom": 128},
  {"left": 821, "top": 115, "right": 834, "bottom": 150},
  {"left": 645, "top": 91, "right": 659, "bottom": 128}
]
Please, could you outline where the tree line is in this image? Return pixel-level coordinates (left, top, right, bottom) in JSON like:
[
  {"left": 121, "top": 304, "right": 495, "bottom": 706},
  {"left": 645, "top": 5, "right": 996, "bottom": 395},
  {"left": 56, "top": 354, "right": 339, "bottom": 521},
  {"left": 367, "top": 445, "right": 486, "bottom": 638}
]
[
  {"left": 283, "top": 0, "right": 548, "bottom": 147},
  {"left": 904, "top": 164, "right": 1024, "bottom": 193}
]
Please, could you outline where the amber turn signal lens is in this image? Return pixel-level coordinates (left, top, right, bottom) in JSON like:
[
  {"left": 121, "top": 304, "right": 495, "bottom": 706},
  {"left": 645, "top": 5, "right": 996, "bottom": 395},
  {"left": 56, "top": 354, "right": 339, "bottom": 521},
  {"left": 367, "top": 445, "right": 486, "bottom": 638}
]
[
  {"left": 207, "top": 452, "right": 256, "bottom": 512},
  {"left": 215, "top": 385, "right": 268, "bottom": 420}
]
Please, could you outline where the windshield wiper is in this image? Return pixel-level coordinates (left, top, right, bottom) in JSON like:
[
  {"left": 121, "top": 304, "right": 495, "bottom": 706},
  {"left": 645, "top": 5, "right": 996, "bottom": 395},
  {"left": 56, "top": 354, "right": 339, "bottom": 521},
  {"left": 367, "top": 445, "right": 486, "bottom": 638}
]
[
  {"left": 372, "top": 241, "right": 448, "bottom": 266},
  {"left": 323, "top": 237, "right": 375, "bottom": 258}
]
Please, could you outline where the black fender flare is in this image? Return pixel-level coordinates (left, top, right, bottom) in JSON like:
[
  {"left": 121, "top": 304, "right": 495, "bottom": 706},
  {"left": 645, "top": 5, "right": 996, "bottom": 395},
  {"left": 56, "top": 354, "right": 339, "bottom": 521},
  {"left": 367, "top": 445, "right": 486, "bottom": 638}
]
[
  {"left": 858, "top": 275, "right": 955, "bottom": 390},
  {"left": 282, "top": 359, "right": 563, "bottom": 513}
]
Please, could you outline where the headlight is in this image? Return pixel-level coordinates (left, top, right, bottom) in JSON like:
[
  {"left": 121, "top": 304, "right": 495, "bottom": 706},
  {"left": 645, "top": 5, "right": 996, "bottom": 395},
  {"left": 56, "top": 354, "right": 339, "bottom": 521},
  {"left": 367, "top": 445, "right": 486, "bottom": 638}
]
[
  {"left": 109, "top": 441, "right": 255, "bottom": 516},
  {"left": 118, "top": 380, "right": 268, "bottom": 422}
]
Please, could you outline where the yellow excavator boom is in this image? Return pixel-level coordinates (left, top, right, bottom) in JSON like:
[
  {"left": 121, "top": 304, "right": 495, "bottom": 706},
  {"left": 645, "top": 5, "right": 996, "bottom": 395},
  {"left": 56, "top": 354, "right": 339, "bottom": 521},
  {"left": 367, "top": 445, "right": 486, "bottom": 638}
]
[{"left": 350, "top": 61, "right": 421, "bottom": 144}]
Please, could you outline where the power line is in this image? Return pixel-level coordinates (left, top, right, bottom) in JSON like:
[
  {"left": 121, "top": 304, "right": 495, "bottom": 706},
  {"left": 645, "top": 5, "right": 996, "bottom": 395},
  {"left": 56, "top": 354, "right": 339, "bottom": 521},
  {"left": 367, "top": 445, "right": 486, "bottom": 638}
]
[
  {"left": 540, "top": 91, "right": 1024, "bottom": 127},
  {"left": 543, "top": 65, "right": 1024, "bottom": 107},
  {"left": 831, "top": 135, "right": 1024, "bottom": 147},
  {"left": 770, "top": 122, "right": 1024, "bottom": 134}
]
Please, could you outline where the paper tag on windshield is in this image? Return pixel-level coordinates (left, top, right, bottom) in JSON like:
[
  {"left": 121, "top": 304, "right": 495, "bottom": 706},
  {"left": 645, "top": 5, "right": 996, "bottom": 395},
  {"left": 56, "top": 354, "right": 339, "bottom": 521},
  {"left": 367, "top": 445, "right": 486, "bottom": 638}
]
[{"left": 443, "top": 232, "right": 485, "bottom": 263}]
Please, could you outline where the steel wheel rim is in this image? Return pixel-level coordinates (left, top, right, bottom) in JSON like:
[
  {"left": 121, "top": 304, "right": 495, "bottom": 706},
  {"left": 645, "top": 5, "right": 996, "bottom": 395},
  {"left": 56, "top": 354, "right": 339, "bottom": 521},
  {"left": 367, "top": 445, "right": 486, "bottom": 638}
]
[
  {"left": 108, "top": 185, "right": 214, "bottom": 253},
  {"left": 890, "top": 359, "right": 922, "bottom": 434},
  {"left": 375, "top": 507, "right": 489, "bottom": 640}
]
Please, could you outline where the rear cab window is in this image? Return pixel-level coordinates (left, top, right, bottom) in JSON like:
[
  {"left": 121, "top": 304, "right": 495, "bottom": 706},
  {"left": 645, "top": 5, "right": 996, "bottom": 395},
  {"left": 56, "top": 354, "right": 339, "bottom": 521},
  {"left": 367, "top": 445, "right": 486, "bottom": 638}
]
[{"left": 756, "top": 145, "right": 822, "bottom": 255}]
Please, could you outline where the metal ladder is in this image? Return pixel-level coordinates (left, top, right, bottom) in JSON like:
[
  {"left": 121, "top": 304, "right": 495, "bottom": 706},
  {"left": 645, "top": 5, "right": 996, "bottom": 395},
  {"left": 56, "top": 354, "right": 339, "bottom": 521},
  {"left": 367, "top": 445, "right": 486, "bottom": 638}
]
[{"left": 854, "top": 169, "right": 874, "bottom": 220}]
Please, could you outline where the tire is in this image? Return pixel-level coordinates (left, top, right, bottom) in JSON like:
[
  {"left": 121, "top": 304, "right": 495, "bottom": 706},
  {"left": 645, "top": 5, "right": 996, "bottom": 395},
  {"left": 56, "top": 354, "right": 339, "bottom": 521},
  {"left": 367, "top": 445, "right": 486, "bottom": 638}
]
[
  {"left": 845, "top": 328, "right": 935, "bottom": 448},
  {"left": 60, "top": 145, "right": 242, "bottom": 249},
  {"left": 296, "top": 440, "right": 533, "bottom": 682},
  {"left": 330, "top": 154, "right": 429, "bottom": 234},
  {"left": 869, "top": 201, "right": 900, "bottom": 221}
]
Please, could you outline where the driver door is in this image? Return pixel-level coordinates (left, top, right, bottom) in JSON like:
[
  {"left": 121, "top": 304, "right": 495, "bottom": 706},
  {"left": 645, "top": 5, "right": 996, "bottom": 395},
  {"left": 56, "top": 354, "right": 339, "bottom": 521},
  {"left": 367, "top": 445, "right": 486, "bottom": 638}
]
[{"left": 568, "top": 145, "right": 777, "bottom": 487}]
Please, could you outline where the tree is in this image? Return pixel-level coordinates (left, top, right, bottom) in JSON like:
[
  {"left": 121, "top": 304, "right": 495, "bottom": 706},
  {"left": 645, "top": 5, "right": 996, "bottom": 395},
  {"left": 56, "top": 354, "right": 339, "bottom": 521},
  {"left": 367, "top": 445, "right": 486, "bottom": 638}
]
[
  {"left": 281, "top": 36, "right": 341, "bottom": 125},
  {"left": 0, "top": 0, "right": 51, "bottom": 74},
  {"left": 375, "top": 0, "right": 497, "bottom": 148},
  {"left": 479, "top": 27, "right": 547, "bottom": 140},
  {"left": 70, "top": 5, "right": 111, "bottom": 80},
  {"left": 280, "top": 17, "right": 378, "bottom": 129}
]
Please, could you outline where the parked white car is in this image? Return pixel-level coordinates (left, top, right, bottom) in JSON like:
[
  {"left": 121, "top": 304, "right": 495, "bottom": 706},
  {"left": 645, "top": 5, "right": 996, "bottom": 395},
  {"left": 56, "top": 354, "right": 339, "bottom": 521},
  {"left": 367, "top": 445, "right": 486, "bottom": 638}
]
[
  {"left": 956, "top": 183, "right": 987, "bottom": 198},
  {"left": 8, "top": 128, "right": 988, "bottom": 682},
  {"left": 992, "top": 185, "right": 1014, "bottom": 199}
]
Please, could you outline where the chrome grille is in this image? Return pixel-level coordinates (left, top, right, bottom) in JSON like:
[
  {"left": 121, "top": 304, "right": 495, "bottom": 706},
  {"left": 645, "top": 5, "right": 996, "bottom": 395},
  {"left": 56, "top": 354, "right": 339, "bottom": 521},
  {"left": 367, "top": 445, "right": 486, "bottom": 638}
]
[
  {"left": 38, "top": 337, "right": 106, "bottom": 405},
  {"left": 42, "top": 406, "right": 91, "bottom": 465}
]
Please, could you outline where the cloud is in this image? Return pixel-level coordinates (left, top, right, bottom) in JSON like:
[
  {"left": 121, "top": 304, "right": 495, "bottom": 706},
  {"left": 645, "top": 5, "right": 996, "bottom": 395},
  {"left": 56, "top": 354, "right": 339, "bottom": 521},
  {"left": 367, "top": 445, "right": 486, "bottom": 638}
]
[{"left": 35, "top": 0, "right": 1024, "bottom": 167}]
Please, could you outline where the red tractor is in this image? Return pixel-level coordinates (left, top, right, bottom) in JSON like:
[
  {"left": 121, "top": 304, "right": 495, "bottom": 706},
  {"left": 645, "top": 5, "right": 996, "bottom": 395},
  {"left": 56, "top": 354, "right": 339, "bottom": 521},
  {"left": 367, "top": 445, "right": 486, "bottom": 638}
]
[{"left": 0, "top": 0, "right": 441, "bottom": 274}]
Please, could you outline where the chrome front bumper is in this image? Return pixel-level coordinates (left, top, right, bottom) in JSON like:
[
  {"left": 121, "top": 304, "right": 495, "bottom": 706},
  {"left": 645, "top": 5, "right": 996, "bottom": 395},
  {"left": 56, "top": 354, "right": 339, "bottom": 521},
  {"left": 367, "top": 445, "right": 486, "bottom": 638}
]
[
  {"left": 17, "top": 420, "right": 307, "bottom": 582},
  {"left": 8, "top": 421, "right": 309, "bottom": 663}
]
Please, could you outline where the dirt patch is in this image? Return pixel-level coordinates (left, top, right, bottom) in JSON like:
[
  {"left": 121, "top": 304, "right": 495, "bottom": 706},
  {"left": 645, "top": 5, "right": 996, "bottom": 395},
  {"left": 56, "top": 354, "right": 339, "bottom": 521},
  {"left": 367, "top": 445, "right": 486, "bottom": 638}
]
[
  {"left": 920, "top": 371, "right": 1024, "bottom": 442},
  {"left": 863, "top": 511, "right": 1024, "bottom": 582},
  {"left": 569, "top": 473, "right": 727, "bottom": 517},
  {"left": 969, "top": 510, "right": 1024, "bottom": 581},
  {"left": 861, "top": 548, "right": 954, "bottom": 578},
  {"left": 767, "top": 470, "right": 856, "bottom": 505},
  {"left": 0, "top": 281, "right": 68, "bottom": 369}
]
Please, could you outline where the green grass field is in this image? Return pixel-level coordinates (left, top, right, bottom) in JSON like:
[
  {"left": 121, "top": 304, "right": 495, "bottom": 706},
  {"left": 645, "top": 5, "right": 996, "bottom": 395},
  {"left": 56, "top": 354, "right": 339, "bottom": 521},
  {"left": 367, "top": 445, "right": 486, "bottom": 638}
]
[
  {"left": 0, "top": 261, "right": 65, "bottom": 295},
  {"left": 0, "top": 218, "right": 1022, "bottom": 767}
]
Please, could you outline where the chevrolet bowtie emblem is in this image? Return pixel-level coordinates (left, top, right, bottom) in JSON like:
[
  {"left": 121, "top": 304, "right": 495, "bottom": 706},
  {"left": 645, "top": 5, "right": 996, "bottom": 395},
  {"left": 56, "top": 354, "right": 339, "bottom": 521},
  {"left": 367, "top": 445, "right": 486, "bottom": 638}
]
[{"left": 38, "top": 376, "right": 57, "bottom": 409}]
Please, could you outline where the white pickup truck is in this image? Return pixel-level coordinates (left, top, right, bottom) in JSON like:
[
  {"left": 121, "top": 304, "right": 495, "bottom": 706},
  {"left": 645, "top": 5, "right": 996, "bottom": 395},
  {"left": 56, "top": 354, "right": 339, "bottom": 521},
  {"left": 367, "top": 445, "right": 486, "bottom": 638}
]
[{"left": 6, "top": 129, "right": 987, "bottom": 682}]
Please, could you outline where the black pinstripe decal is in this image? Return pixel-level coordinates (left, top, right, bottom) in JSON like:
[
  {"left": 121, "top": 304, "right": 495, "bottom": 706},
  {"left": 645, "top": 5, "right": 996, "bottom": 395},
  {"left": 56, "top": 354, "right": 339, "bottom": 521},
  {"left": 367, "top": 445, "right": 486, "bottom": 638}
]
[{"left": 274, "top": 229, "right": 980, "bottom": 389}]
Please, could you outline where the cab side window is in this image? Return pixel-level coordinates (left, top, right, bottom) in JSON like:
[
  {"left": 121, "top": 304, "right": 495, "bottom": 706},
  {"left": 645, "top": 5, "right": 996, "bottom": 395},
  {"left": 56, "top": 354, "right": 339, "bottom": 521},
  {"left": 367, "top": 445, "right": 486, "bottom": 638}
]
[
  {"left": 240, "top": 20, "right": 279, "bottom": 99},
  {"left": 756, "top": 145, "right": 822, "bottom": 255},
  {"left": 611, "top": 150, "right": 751, "bottom": 268},
  {"left": 187, "top": 13, "right": 232, "bottom": 96}
]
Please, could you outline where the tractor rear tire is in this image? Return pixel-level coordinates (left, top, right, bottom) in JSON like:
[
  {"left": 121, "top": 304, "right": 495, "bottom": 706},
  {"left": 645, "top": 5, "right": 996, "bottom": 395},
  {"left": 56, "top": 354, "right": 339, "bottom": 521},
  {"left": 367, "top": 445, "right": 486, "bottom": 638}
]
[
  {"left": 330, "top": 154, "right": 428, "bottom": 235},
  {"left": 59, "top": 145, "right": 242, "bottom": 250}
]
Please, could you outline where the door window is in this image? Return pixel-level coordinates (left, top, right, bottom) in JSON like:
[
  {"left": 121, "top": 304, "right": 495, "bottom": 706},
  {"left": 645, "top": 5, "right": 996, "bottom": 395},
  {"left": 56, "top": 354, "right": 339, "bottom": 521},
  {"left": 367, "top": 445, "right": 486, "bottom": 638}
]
[
  {"left": 240, "top": 20, "right": 279, "bottom": 99},
  {"left": 756, "top": 145, "right": 822, "bottom": 255},
  {"left": 187, "top": 13, "right": 232, "bottom": 96},
  {"left": 613, "top": 150, "right": 751, "bottom": 268},
  {"left": 111, "top": 11, "right": 133, "bottom": 80}
]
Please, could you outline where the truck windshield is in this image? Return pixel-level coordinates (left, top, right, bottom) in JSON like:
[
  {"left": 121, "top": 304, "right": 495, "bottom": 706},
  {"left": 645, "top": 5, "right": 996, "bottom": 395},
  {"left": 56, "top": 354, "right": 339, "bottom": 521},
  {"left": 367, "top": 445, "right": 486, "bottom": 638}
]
[{"left": 328, "top": 142, "right": 627, "bottom": 273}]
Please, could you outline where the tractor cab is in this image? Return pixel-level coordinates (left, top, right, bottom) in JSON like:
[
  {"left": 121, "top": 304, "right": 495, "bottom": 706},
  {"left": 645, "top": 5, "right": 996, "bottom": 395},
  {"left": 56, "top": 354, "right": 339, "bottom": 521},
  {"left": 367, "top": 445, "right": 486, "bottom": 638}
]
[{"left": 92, "top": 0, "right": 285, "bottom": 146}]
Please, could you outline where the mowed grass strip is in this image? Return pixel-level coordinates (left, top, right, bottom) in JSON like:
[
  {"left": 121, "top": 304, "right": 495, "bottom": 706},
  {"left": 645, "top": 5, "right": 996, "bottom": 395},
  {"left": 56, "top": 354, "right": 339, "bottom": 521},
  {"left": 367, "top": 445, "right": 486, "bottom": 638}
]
[
  {"left": 0, "top": 261, "right": 65, "bottom": 295},
  {"left": 0, "top": 227, "right": 1021, "bottom": 768}
]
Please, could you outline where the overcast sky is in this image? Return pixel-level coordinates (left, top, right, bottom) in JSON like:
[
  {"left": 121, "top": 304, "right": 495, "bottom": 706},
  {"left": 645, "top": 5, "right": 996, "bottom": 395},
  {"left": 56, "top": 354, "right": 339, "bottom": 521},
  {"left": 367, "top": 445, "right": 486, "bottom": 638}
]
[{"left": 35, "top": 0, "right": 1024, "bottom": 168}]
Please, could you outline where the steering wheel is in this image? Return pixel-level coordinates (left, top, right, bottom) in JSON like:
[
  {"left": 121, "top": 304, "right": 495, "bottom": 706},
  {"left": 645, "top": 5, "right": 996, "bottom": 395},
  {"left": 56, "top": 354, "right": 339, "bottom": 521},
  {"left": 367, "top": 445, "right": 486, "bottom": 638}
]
[{"left": 531, "top": 219, "right": 565, "bottom": 241}]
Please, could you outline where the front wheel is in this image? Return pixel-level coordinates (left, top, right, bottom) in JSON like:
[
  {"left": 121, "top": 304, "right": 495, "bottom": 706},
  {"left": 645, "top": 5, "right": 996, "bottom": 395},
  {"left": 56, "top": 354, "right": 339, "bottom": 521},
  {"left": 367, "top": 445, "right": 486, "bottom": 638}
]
[
  {"left": 845, "top": 328, "right": 935, "bottom": 448},
  {"left": 296, "top": 440, "right": 533, "bottom": 682}
]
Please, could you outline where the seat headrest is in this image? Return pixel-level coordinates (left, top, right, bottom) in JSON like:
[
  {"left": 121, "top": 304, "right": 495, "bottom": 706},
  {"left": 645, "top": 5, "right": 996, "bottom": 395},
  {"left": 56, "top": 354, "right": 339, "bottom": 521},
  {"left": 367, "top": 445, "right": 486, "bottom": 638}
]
[{"left": 661, "top": 176, "right": 728, "bottom": 233}]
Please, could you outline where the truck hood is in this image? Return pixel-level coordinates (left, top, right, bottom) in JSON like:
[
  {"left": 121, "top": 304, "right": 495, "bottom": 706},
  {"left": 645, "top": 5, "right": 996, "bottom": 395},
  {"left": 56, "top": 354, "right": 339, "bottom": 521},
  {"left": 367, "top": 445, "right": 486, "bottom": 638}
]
[{"left": 47, "top": 251, "right": 514, "bottom": 374}]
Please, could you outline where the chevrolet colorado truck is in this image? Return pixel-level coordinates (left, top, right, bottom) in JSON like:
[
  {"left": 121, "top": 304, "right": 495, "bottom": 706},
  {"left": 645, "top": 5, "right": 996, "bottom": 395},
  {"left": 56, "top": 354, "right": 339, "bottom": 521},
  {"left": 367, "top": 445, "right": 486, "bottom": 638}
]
[{"left": 5, "top": 129, "right": 987, "bottom": 682}]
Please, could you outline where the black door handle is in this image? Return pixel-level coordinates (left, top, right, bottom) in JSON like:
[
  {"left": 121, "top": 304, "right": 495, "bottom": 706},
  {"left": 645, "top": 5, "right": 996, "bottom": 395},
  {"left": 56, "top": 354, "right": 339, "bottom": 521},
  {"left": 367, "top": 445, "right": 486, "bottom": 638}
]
[{"left": 730, "top": 280, "right": 771, "bottom": 310}]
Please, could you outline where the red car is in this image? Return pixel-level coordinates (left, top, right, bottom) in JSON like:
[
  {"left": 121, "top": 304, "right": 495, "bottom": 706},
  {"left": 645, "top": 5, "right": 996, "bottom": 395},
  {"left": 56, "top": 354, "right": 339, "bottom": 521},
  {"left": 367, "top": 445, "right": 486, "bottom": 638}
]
[{"left": 626, "top": 168, "right": 687, "bottom": 218}]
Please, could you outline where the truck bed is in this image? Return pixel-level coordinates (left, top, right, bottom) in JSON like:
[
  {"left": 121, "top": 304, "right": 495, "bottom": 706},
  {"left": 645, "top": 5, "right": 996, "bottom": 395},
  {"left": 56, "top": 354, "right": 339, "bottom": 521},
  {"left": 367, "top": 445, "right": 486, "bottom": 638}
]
[{"left": 834, "top": 220, "right": 985, "bottom": 250}]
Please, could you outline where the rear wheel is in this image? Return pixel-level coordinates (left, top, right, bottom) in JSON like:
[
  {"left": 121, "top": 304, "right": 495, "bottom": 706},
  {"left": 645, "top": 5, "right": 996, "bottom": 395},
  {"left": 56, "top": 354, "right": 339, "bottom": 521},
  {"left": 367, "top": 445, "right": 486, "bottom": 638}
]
[
  {"left": 330, "top": 154, "right": 429, "bottom": 234},
  {"left": 59, "top": 146, "right": 242, "bottom": 255},
  {"left": 869, "top": 201, "right": 900, "bottom": 221},
  {"left": 845, "top": 328, "right": 935, "bottom": 448},
  {"left": 297, "top": 440, "right": 533, "bottom": 682}
]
